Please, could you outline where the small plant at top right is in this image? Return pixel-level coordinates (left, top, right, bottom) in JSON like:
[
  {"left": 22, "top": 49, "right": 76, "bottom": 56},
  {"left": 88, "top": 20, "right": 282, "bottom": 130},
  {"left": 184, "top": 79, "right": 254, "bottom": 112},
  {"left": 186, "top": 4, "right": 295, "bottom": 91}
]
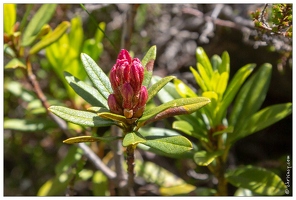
[{"left": 156, "top": 47, "right": 292, "bottom": 196}]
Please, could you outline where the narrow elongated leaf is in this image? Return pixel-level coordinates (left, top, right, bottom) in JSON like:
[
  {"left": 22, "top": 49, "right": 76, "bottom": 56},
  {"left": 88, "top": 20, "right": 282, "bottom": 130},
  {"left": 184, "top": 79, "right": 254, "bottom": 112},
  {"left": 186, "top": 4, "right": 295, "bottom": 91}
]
[
  {"left": 48, "top": 106, "right": 114, "bottom": 127},
  {"left": 4, "top": 4, "right": 16, "bottom": 34},
  {"left": 215, "top": 64, "right": 255, "bottom": 124},
  {"left": 197, "top": 63, "right": 212, "bottom": 90},
  {"left": 122, "top": 131, "right": 146, "bottom": 147},
  {"left": 4, "top": 44, "right": 16, "bottom": 58},
  {"left": 22, "top": 4, "right": 57, "bottom": 46},
  {"left": 147, "top": 76, "right": 175, "bottom": 102},
  {"left": 210, "top": 54, "right": 222, "bottom": 71},
  {"left": 142, "top": 45, "right": 157, "bottom": 87},
  {"left": 225, "top": 165, "right": 286, "bottom": 195},
  {"left": 190, "top": 66, "right": 207, "bottom": 91},
  {"left": 63, "top": 135, "right": 119, "bottom": 144},
  {"left": 68, "top": 16, "right": 83, "bottom": 54},
  {"left": 196, "top": 47, "right": 213, "bottom": 79},
  {"left": 193, "top": 150, "right": 224, "bottom": 166},
  {"left": 87, "top": 107, "right": 109, "bottom": 113},
  {"left": 139, "top": 97, "right": 210, "bottom": 123},
  {"left": 81, "top": 53, "right": 112, "bottom": 100},
  {"left": 229, "top": 63, "right": 272, "bottom": 129},
  {"left": 152, "top": 76, "right": 181, "bottom": 103},
  {"left": 64, "top": 71, "right": 108, "bottom": 108},
  {"left": 29, "top": 21, "right": 70, "bottom": 55},
  {"left": 230, "top": 103, "right": 292, "bottom": 143},
  {"left": 173, "top": 120, "right": 208, "bottom": 142},
  {"left": 174, "top": 79, "right": 197, "bottom": 98},
  {"left": 218, "top": 51, "right": 230, "bottom": 74},
  {"left": 144, "top": 135, "right": 192, "bottom": 154},
  {"left": 215, "top": 72, "right": 229, "bottom": 99}
]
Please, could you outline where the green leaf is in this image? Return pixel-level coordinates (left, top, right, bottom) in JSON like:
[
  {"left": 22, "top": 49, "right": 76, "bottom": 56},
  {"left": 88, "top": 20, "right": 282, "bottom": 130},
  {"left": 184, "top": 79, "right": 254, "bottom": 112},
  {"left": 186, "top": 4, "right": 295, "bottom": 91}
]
[
  {"left": 172, "top": 120, "right": 208, "bottom": 142},
  {"left": 212, "top": 126, "right": 233, "bottom": 136},
  {"left": 218, "top": 51, "right": 230, "bottom": 74},
  {"left": 94, "top": 22, "right": 106, "bottom": 43},
  {"left": 48, "top": 106, "right": 114, "bottom": 127},
  {"left": 210, "top": 54, "right": 222, "bottom": 71},
  {"left": 225, "top": 165, "right": 286, "bottom": 195},
  {"left": 190, "top": 66, "right": 207, "bottom": 91},
  {"left": 139, "top": 97, "right": 211, "bottom": 123},
  {"left": 215, "top": 71, "right": 229, "bottom": 99},
  {"left": 122, "top": 131, "right": 146, "bottom": 147},
  {"left": 87, "top": 107, "right": 109, "bottom": 113},
  {"left": 174, "top": 78, "right": 197, "bottom": 98},
  {"left": 152, "top": 76, "right": 182, "bottom": 103},
  {"left": 68, "top": 16, "right": 83, "bottom": 54},
  {"left": 231, "top": 103, "right": 292, "bottom": 143},
  {"left": 64, "top": 71, "right": 108, "bottom": 108},
  {"left": 234, "top": 188, "right": 255, "bottom": 196},
  {"left": 215, "top": 64, "right": 256, "bottom": 124},
  {"left": 144, "top": 135, "right": 192, "bottom": 155},
  {"left": 193, "top": 150, "right": 224, "bottom": 166},
  {"left": 63, "top": 135, "right": 119, "bottom": 144},
  {"left": 81, "top": 53, "right": 112, "bottom": 100},
  {"left": 4, "top": 118, "right": 57, "bottom": 131},
  {"left": 148, "top": 76, "right": 176, "bottom": 102},
  {"left": 22, "top": 4, "right": 57, "bottom": 46},
  {"left": 197, "top": 63, "right": 212, "bottom": 90},
  {"left": 160, "top": 184, "right": 196, "bottom": 196},
  {"left": 142, "top": 45, "right": 157, "bottom": 87},
  {"left": 4, "top": 44, "right": 16, "bottom": 58},
  {"left": 4, "top": 58, "right": 26, "bottom": 69},
  {"left": 4, "top": 4, "right": 16, "bottom": 34},
  {"left": 229, "top": 63, "right": 272, "bottom": 129},
  {"left": 196, "top": 47, "right": 213, "bottom": 80},
  {"left": 29, "top": 21, "right": 70, "bottom": 55}
]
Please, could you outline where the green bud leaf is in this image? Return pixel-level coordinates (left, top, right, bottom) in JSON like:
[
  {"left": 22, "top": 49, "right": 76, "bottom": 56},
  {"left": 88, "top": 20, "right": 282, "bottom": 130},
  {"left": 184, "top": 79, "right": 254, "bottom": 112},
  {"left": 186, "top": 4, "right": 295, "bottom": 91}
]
[
  {"left": 190, "top": 66, "right": 207, "bottom": 91},
  {"left": 63, "top": 135, "right": 120, "bottom": 144},
  {"left": 196, "top": 47, "right": 213, "bottom": 80},
  {"left": 144, "top": 135, "right": 192, "bottom": 155},
  {"left": 4, "top": 4, "right": 16, "bottom": 35},
  {"left": 29, "top": 21, "right": 70, "bottom": 55},
  {"left": 122, "top": 131, "right": 146, "bottom": 147},
  {"left": 225, "top": 165, "right": 286, "bottom": 195},
  {"left": 48, "top": 106, "right": 114, "bottom": 127}
]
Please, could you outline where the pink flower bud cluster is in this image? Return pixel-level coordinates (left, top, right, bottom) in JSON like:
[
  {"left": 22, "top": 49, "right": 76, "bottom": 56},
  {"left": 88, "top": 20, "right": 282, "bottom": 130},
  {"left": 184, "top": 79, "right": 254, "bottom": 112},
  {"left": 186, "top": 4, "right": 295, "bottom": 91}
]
[{"left": 108, "top": 49, "right": 148, "bottom": 119}]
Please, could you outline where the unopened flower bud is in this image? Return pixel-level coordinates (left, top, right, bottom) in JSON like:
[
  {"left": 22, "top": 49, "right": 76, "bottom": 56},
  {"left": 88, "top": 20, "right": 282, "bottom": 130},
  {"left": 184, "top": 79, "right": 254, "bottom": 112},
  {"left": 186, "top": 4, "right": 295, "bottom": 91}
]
[
  {"left": 121, "top": 83, "right": 134, "bottom": 109},
  {"left": 107, "top": 94, "right": 122, "bottom": 115}
]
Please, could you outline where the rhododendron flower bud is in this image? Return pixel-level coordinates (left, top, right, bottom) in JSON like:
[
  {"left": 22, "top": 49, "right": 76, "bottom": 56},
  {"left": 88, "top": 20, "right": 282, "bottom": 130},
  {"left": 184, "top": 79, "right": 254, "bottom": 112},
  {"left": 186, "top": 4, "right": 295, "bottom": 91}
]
[{"left": 107, "top": 49, "right": 148, "bottom": 119}]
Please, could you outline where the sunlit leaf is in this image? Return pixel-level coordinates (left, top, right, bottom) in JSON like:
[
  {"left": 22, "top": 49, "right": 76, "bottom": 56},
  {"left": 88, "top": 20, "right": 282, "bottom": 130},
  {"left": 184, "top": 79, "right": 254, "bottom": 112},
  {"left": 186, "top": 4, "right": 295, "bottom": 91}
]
[
  {"left": 64, "top": 71, "right": 108, "bottom": 108},
  {"left": 172, "top": 120, "right": 208, "bottom": 142},
  {"left": 48, "top": 106, "right": 114, "bottom": 127},
  {"left": 97, "top": 112, "right": 130, "bottom": 126},
  {"left": 122, "top": 131, "right": 146, "bottom": 147},
  {"left": 190, "top": 66, "right": 207, "bottom": 91},
  {"left": 29, "top": 21, "right": 70, "bottom": 55},
  {"left": 225, "top": 165, "right": 286, "bottom": 195},
  {"left": 229, "top": 63, "right": 272, "bottom": 129},
  {"left": 160, "top": 184, "right": 196, "bottom": 196},
  {"left": 174, "top": 78, "right": 197, "bottom": 98},
  {"left": 196, "top": 47, "right": 213, "bottom": 79},
  {"left": 92, "top": 171, "right": 109, "bottom": 196},
  {"left": 197, "top": 63, "right": 212, "bottom": 90},
  {"left": 231, "top": 103, "right": 292, "bottom": 143},
  {"left": 4, "top": 4, "right": 16, "bottom": 34},
  {"left": 215, "top": 64, "right": 255, "bottom": 124},
  {"left": 144, "top": 135, "right": 192, "bottom": 155},
  {"left": 142, "top": 45, "right": 157, "bottom": 87},
  {"left": 22, "top": 4, "right": 57, "bottom": 46},
  {"left": 81, "top": 53, "right": 112, "bottom": 99},
  {"left": 63, "top": 135, "right": 119, "bottom": 144},
  {"left": 194, "top": 150, "right": 224, "bottom": 166},
  {"left": 219, "top": 51, "right": 230, "bottom": 74},
  {"left": 148, "top": 76, "right": 175, "bottom": 102},
  {"left": 4, "top": 118, "right": 57, "bottom": 131},
  {"left": 138, "top": 97, "right": 210, "bottom": 124}
]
